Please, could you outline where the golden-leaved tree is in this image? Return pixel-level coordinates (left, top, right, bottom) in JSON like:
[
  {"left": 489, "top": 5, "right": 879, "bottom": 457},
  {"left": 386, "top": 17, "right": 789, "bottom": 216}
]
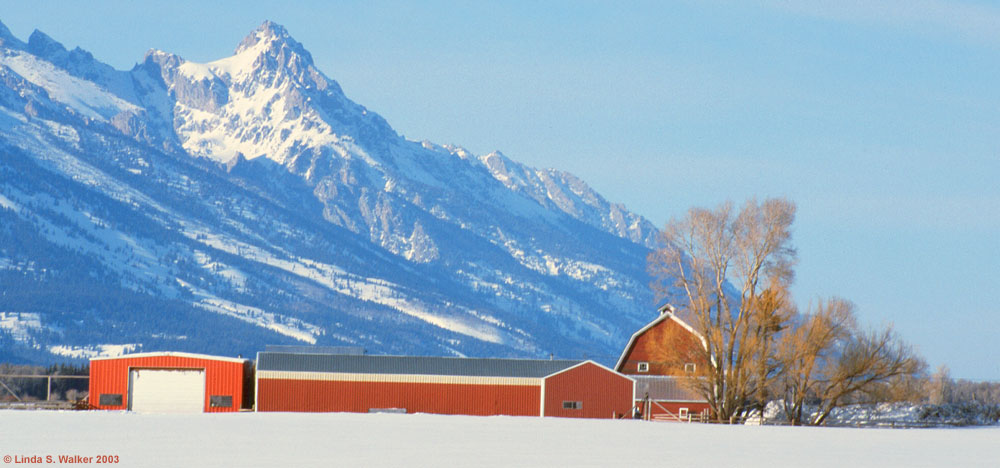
[
  {"left": 648, "top": 198, "right": 796, "bottom": 422},
  {"left": 775, "top": 298, "right": 925, "bottom": 425},
  {"left": 649, "top": 198, "right": 925, "bottom": 424}
]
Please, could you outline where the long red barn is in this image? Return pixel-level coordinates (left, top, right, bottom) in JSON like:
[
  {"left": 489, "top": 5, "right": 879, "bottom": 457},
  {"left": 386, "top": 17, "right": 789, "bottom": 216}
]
[{"left": 256, "top": 352, "right": 634, "bottom": 418}]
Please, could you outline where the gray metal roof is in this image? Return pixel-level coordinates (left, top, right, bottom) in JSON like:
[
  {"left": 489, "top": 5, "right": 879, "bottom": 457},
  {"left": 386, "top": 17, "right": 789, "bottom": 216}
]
[
  {"left": 257, "top": 352, "right": 585, "bottom": 378},
  {"left": 633, "top": 375, "right": 706, "bottom": 402}
]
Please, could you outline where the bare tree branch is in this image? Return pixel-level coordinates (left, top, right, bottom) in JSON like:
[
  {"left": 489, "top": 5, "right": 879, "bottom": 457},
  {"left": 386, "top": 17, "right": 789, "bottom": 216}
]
[{"left": 648, "top": 198, "right": 796, "bottom": 422}]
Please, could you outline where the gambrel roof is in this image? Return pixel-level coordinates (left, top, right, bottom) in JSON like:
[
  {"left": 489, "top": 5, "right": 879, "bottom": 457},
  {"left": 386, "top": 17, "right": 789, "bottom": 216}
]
[{"left": 614, "top": 304, "right": 704, "bottom": 372}]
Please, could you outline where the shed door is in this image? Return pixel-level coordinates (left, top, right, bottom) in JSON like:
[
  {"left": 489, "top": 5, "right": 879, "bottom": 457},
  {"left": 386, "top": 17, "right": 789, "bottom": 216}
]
[{"left": 128, "top": 368, "right": 206, "bottom": 413}]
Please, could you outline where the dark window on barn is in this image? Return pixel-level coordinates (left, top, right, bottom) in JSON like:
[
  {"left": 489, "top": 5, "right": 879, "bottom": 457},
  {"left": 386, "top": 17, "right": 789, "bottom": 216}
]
[
  {"left": 684, "top": 363, "right": 697, "bottom": 374},
  {"left": 210, "top": 395, "right": 233, "bottom": 408},
  {"left": 562, "top": 401, "right": 582, "bottom": 410},
  {"left": 637, "top": 362, "right": 649, "bottom": 372},
  {"left": 99, "top": 394, "right": 123, "bottom": 406}
]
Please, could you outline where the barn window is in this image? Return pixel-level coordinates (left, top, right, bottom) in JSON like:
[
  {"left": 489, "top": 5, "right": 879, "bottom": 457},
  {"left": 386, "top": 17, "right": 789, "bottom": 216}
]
[
  {"left": 679, "top": 407, "right": 689, "bottom": 418},
  {"left": 210, "top": 395, "right": 233, "bottom": 408},
  {"left": 637, "top": 362, "right": 649, "bottom": 372},
  {"left": 562, "top": 401, "right": 582, "bottom": 410},
  {"left": 99, "top": 393, "right": 123, "bottom": 406},
  {"left": 684, "top": 363, "right": 696, "bottom": 373}
]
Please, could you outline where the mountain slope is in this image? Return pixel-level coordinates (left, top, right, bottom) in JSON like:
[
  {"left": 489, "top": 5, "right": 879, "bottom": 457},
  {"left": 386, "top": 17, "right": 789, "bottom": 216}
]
[{"left": 0, "top": 20, "right": 662, "bottom": 365}]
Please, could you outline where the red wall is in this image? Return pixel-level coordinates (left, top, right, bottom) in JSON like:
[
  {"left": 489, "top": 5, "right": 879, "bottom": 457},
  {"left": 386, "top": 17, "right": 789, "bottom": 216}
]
[
  {"left": 543, "top": 363, "right": 633, "bottom": 419},
  {"left": 89, "top": 355, "right": 246, "bottom": 412},
  {"left": 257, "top": 379, "right": 542, "bottom": 416},
  {"left": 619, "top": 318, "right": 706, "bottom": 376}
]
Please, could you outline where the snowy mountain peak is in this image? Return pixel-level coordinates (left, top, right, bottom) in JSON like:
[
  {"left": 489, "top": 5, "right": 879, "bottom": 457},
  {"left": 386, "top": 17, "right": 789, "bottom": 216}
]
[
  {"left": 234, "top": 20, "right": 314, "bottom": 66},
  {"left": 145, "top": 21, "right": 392, "bottom": 165},
  {"left": 142, "top": 48, "right": 177, "bottom": 65},
  {"left": 237, "top": 20, "right": 290, "bottom": 50},
  {"left": 24, "top": 29, "right": 106, "bottom": 80}
]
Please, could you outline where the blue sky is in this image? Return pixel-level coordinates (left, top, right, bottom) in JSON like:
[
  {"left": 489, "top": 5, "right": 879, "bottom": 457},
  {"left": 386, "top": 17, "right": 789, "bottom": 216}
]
[{"left": 3, "top": 1, "right": 998, "bottom": 380}]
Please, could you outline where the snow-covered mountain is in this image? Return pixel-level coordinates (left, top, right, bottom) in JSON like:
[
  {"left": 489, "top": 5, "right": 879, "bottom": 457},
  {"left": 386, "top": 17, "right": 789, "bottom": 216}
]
[{"left": 0, "top": 20, "right": 661, "bottom": 364}]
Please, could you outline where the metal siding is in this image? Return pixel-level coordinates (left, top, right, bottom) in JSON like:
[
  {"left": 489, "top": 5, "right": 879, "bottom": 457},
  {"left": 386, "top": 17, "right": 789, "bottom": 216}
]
[
  {"left": 632, "top": 375, "right": 707, "bottom": 402},
  {"left": 542, "top": 362, "right": 633, "bottom": 419},
  {"left": 88, "top": 354, "right": 245, "bottom": 412},
  {"left": 257, "top": 377, "right": 541, "bottom": 415},
  {"left": 257, "top": 370, "right": 539, "bottom": 386}
]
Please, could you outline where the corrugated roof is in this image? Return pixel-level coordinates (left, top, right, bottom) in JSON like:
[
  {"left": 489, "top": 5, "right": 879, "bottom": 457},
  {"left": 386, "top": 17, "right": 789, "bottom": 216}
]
[
  {"left": 633, "top": 375, "right": 706, "bottom": 402},
  {"left": 89, "top": 351, "right": 248, "bottom": 363},
  {"left": 256, "top": 353, "right": 585, "bottom": 378}
]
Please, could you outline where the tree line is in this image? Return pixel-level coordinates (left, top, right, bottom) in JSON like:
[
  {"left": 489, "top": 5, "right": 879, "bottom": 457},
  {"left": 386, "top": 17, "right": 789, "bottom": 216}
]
[
  {"left": 925, "top": 365, "right": 1000, "bottom": 406},
  {"left": 648, "top": 198, "right": 935, "bottom": 425},
  {"left": 0, "top": 363, "right": 89, "bottom": 402}
]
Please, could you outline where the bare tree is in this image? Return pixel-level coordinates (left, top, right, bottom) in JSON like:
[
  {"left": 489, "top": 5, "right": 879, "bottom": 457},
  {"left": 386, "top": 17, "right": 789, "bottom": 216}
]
[
  {"left": 810, "top": 327, "right": 925, "bottom": 425},
  {"left": 773, "top": 297, "right": 926, "bottom": 425},
  {"left": 648, "top": 198, "right": 796, "bottom": 422},
  {"left": 648, "top": 197, "right": 928, "bottom": 425},
  {"left": 866, "top": 371, "right": 928, "bottom": 404},
  {"left": 948, "top": 379, "right": 1000, "bottom": 405},
  {"left": 810, "top": 324, "right": 925, "bottom": 425},
  {"left": 925, "top": 365, "right": 953, "bottom": 405},
  {"left": 774, "top": 298, "right": 855, "bottom": 425}
]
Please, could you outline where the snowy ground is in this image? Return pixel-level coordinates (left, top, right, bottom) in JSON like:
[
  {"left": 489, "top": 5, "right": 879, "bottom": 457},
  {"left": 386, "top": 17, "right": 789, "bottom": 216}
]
[{"left": 1, "top": 410, "right": 996, "bottom": 467}]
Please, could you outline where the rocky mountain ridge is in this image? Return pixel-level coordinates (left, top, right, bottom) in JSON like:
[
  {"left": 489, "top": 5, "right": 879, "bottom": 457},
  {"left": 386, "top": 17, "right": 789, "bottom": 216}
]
[{"left": 0, "top": 20, "right": 662, "bottom": 364}]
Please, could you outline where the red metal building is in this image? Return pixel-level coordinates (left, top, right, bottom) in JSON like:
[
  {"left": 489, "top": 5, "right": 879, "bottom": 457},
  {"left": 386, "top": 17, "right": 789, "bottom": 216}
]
[
  {"left": 256, "top": 352, "right": 633, "bottom": 418},
  {"left": 615, "top": 305, "right": 712, "bottom": 421},
  {"left": 89, "top": 352, "right": 250, "bottom": 413}
]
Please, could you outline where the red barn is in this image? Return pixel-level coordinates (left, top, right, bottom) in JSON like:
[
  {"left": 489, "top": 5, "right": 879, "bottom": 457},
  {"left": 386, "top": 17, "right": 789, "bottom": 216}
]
[
  {"left": 89, "top": 352, "right": 251, "bottom": 413},
  {"left": 256, "top": 352, "right": 633, "bottom": 418},
  {"left": 615, "top": 305, "right": 712, "bottom": 421}
]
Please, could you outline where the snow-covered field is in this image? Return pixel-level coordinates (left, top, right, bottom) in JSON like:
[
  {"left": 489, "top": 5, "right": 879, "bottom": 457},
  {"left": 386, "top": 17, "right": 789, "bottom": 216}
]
[{"left": 1, "top": 411, "right": 995, "bottom": 467}]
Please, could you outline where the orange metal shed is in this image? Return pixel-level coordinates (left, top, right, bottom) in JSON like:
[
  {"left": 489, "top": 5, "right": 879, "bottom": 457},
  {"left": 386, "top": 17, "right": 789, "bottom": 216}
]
[{"left": 89, "top": 352, "right": 250, "bottom": 413}]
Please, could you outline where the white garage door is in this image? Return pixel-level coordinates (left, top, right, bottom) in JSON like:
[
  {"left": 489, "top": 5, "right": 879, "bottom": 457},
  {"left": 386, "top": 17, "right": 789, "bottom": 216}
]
[{"left": 128, "top": 368, "right": 206, "bottom": 413}]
